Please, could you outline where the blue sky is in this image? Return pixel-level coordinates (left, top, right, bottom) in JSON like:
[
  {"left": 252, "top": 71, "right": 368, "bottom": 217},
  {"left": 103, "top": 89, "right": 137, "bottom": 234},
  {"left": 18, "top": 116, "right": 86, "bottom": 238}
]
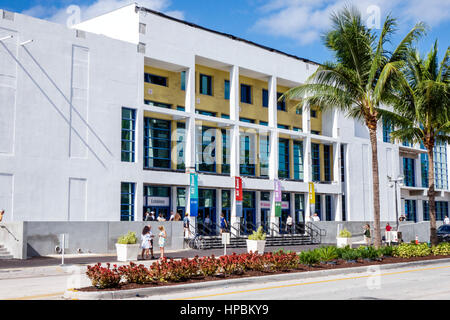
[{"left": 1, "top": 0, "right": 449, "bottom": 63}]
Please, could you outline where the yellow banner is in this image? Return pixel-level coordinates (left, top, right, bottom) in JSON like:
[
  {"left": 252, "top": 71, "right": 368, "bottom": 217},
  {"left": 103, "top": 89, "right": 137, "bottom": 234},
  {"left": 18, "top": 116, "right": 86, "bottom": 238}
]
[{"left": 308, "top": 182, "right": 315, "bottom": 204}]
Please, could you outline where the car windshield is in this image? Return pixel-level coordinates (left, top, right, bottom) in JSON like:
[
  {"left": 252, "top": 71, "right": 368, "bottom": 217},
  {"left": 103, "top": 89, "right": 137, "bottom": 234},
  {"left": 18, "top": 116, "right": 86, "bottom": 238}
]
[{"left": 438, "top": 225, "right": 450, "bottom": 232}]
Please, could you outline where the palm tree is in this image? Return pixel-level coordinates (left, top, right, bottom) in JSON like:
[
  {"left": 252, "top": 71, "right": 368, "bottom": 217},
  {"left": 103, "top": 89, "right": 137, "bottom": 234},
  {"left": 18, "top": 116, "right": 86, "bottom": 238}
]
[
  {"left": 282, "top": 6, "right": 425, "bottom": 248},
  {"left": 379, "top": 42, "right": 450, "bottom": 245}
]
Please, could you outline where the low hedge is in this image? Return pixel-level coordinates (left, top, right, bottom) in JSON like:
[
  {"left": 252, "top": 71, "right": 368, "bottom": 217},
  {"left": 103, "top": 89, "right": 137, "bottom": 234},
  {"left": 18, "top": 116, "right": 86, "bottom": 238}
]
[{"left": 86, "top": 243, "right": 450, "bottom": 289}]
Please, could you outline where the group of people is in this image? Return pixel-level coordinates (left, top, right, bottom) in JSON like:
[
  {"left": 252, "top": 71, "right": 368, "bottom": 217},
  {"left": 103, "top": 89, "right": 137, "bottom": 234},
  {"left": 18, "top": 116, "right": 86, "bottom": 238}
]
[
  {"left": 144, "top": 210, "right": 182, "bottom": 222},
  {"left": 140, "top": 224, "right": 167, "bottom": 260}
]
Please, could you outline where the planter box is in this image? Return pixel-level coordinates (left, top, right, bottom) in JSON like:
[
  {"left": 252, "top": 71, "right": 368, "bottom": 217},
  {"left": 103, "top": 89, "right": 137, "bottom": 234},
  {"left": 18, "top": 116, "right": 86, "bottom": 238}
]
[
  {"left": 336, "top": 237, "right": 352, "bottom": 248},
  {"left": 246, "top": 240, "right": 266, "bottom": 254},
  {"left": 115, "top": 243, "right": 140, "bottom": 262}
]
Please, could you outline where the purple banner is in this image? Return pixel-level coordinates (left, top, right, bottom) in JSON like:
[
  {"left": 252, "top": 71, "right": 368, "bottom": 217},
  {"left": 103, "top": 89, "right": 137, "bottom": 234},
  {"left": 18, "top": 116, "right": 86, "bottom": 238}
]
[{"left": 274, "top": 179, "right": 282, "bottom": 202}]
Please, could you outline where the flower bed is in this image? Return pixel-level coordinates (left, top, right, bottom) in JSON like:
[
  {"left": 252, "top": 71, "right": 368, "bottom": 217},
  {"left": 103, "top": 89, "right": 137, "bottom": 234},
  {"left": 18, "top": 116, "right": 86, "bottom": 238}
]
[{"left": 80, "top": 243, "right": 450, "bottom": 292}]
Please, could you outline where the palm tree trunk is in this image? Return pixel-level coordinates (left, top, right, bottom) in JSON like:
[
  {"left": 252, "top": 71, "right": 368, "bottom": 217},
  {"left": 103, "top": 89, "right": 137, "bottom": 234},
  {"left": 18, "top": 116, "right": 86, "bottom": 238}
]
[
  {"left": 369, "top": 127, "right": 382, "bottom": 248},
  {"left": 427, "top": 149, "right": 438, "bottom": 245}
]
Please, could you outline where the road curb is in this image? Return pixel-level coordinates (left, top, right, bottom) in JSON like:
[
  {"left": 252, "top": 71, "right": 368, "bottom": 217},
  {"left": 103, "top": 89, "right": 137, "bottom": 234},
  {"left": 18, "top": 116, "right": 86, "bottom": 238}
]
[{"left": 63, "top": 257, "right": 450, "bottom": 300}]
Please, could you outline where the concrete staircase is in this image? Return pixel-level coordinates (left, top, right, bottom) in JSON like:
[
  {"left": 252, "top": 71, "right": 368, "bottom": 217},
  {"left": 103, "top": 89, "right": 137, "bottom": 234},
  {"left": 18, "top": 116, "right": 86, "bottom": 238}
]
[{"left": 0, "top": 244, "right": 13, "bottom": 259}]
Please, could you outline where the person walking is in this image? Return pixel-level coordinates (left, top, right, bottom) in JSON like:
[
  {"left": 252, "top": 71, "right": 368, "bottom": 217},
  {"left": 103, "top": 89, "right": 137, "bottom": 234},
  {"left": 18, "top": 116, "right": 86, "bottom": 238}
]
[
  {"left": 219, "top": 212, "right": 228, "bottom": 234},
  {"left": 169, "top": 211, "right": 175, "bottom": 221},
  {"left": 157, "top": 212, "right": 166, "bottom": 222},
  {"left": 444, "top": 216, "right": 450, "bottom": 225},
  {"left": 140, "top": 226, "right": 152, "bottom": 260},
  {"left": 204, "top": 214, "right": 211, "bottom": 235},
  {"left": 144, "top": 210, "right": 152, "bottom": 221},
  {"left": 183, "top": 213, "right": 190, "bottom": 238},
  {"left": 150, "top": 211, "right": 156, "bottom": 221},
  {"left": 363, "top": 224, "right": 371, "bottom": 246},
  {"left": 174, "top": 211, "right": 182, "bottom": 221},
  {"left": 286, "top": 214, "right": 293, "bottom": 234},
  {"left": 158, "top": 225, "right": 167, "bottom": 260}
]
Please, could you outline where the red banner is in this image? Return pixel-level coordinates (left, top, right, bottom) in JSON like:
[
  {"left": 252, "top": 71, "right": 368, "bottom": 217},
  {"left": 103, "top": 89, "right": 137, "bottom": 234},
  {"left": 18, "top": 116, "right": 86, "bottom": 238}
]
[{"left": 235, "top": 177, "right": 243, "bottom": 201}]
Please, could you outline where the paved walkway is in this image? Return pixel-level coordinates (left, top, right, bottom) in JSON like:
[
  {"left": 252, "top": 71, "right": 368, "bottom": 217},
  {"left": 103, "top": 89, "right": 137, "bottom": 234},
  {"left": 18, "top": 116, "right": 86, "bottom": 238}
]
[{"left": 0, "top": 244, "right": 328, "bottom": 270}]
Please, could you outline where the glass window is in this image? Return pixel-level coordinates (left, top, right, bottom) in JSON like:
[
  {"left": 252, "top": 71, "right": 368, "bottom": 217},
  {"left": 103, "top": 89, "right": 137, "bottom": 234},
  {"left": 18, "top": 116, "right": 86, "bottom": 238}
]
[
  {"left": 404, "top": 199, "right": 417, "bottom": 222},
  {"left": 144, "top": 118, "right": 171, "bottom": 169},
  {"left": 260, "top": 121, "right": 268, "bottom": 126},
  {"left": 222, "top": 129, "right": 230, "bottom": 174},
  {"left": 424, "top": 201, "right": 448, "bottom": 221},
  {"left": 177, "top": 106, "right": 185, "bottom": 111},
  {"left": 296, "top": 108, "right": 302, "bottom": 115},
  {"left": 196, "top": 126, "right": 216, "bottom": 173},
  {"left": 311, "top": 130, "right": 320, "bottom": 135},
  {"left": 277, "top": 124, "right": 289, "bottom": 129},
  {"left": 383, "top": 119, "right": 393, "bottom": 143},
  {"left": 222, "top": 190, "right": 231, "bottom": 208},
  {"left": 278, "top": 138, "right": 290, "bottom": 178},
  {"left": 120, "top": 182, "right": 135, "bottom": 221},
  {"left": 324, "top": 145, "right": 331, "bottom": 182},
  {"left": 121, "top": 108, "right": 136, "bottom": 162},
  {"left": 325, "top": 195, "right": 332, "bottom": 221},
  {"left": 176, "top": 122, "right": 185, "bottom": 170},
  {"left": 260, "top": 134, "right": 270, "bottom": 177},
  {"left": 144, "top": 100, "right": 171, "bottom": 109},
  {"left": 181, "top": 71, "right": 186, "bottom": 91},
  {"left": 277, "top": 92, "right": 286, "bottom": 111},
  {"left": 240, "top": 134, "right": 256, "bottom": 176},
  {"left": 293, "top": 141, "right": 304, "bottom": 181},
  {"left": 241, "top": 84, "right": 252, "bottom": 104},
  {"left": 224, "top": 80, "right": 230, "bottom": 100},
  {"left": 240, "top": 117, "right": 255, "bottom": 123},
  {"left": 403, "top": 157, "right": 415, "bottom": 187},
  {"left": 144, "top": 73, "right": 167, "bottom": 86},
  {"left": 311, "top": 110, "right": 317, "bottom": 118},
  {"left": 221, "top": 114, "right": 230, "bottom": 119},
  {"left": 312, "top": 143, "right": 321, "bottom": 181},
  {"left": 262, "top": 89, "right": 268, "bottom": 107},
  {"left": 315, "top": 195, "right": 321, "bottom": 219},
  {"left": 196, "top": 110, "right": 217, "bottom": 117},
  {"left": 200, "top": 74, "right": 212, "bottom": 96},
  {"left": 293, "top": 127, "right": 302, "bottom": 132},
  {"left": 340, "top": 145, "right": 345, "bottom": 182}
]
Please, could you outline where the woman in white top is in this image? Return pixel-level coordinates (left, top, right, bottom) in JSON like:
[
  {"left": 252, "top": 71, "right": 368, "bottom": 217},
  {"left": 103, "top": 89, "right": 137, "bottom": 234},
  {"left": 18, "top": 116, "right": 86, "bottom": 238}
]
[
  {"left": 286, "top": 215, "right": 294, "bottom": 234},
  {"left": 140, "top": 226, "right": 152, "bottom": 260},
  {"left": 158, "top": 225, "right": 167, "bottom": 260}
]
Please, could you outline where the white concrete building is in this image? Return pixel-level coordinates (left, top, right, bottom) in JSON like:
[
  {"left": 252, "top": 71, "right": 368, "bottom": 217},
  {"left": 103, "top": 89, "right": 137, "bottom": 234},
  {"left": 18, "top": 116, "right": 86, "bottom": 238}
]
[{"left": 0, "top": 4, "right": 449, "bottom": 235}]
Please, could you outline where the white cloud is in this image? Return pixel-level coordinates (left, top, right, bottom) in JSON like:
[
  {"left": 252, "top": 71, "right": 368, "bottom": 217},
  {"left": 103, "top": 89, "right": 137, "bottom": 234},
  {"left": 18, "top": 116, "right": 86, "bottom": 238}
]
[
  {"left": 252, "top": 0, "right": 450, "bottom": 45},
  {"left": 22, "top": 0, "right": 184, "bottom": 24}
]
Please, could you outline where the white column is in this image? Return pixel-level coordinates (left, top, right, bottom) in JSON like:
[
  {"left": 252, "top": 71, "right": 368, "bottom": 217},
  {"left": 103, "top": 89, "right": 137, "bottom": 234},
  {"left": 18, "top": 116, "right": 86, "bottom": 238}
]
[
  {"left": 333, "top": 142, "right": 342, "bottom": 221},
  {"left": 268, "top": 76, "right": 279, "bottom": 234},
  {"left": 229, "top": 65, "right": 241, "bottom": 233},
  {"left": 216, "top": 189, "right": 222, "bottom": 228},
  {"left": 171, "top": 186, "right": 177, "bottom": 216},
  {"left": 184, "top": 65, "right": 196, "bottom": 172}
]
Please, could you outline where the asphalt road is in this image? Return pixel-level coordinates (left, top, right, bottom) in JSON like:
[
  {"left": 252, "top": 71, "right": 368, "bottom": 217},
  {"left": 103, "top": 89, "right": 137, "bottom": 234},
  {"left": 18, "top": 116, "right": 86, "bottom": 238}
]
[{"left": 134, "top": 261, "right": 450, "bottom": 300}]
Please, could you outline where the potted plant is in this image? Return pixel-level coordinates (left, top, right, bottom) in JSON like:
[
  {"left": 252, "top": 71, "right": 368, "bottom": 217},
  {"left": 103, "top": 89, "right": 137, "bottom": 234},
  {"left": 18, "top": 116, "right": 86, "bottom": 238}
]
[
  {"left": 336, "top": 228, "right": 352, "bottom": 248},
  {"left": 246, "top": 226, "right": 267, "bottom": 254},
  {"left": 115, "top": 231, "right": 139, "bottom": 262}
]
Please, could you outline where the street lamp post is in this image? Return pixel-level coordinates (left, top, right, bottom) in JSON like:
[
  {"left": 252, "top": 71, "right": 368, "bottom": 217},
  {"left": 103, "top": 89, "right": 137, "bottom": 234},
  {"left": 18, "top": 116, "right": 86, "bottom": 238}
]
[{"left": 388, "top": 175, "right": 404, "bottom": 231}]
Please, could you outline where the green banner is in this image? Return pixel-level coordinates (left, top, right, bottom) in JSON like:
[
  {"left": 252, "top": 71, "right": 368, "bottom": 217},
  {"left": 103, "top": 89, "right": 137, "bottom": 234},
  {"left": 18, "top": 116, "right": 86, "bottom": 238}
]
[{"left": 275, "top": 202, "right": 282, "bottom": 217}]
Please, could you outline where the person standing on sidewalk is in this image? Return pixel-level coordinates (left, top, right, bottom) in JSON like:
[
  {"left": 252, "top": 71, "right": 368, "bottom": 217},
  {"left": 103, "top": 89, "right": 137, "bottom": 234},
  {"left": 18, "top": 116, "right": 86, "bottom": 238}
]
[
  {"left": 140, "top": 226, "right": 151, "bottom": 260},
  {"left": 158, "top": 225, "right": 167, "bottom": 260},
  {"left": 444, "top": 216, "right": 450, "bottom": 225},
  {"left": 183, "top": 213, "right": 190, "bottom": 238},
  {"left": 286, "top": 215, "right": 294, "bottom": 234},
  {"left": 220, "top": 212, "right": 228, "bottom": 234},
  {"left": 363, "top": 224, "right": 371, "bottom": 246}
]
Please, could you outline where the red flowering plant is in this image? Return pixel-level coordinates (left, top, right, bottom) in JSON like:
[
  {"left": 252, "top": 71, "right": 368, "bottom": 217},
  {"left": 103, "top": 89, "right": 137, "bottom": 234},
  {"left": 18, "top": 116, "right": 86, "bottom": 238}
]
[
  {"left": 218, "top": 253, "right": 245, "bottom": 276},
  {"left": 118, "top": 262, "right": 155, "bottom": 284},
  {"left": 241, "top": 252, "right": 267, "bottom": 272},
  {"left": 264, "top": 251, "right": 300, "bottom": 271},
  {"left": 198, "top": 255, "right": 220, "bottom": 276},
  {"left": 86, "top": 263, "right": 121, "bottom": 289}
]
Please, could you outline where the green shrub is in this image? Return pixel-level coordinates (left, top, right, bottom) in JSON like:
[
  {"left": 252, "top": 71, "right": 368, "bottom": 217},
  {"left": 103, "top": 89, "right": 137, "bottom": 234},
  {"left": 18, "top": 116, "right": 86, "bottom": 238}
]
[
  {"left": 117, "top": 231, "right": 138, "bottom": 244},
  {"left": 431, "top": 242, "right": 450, "bottom": 256},
  {"left": 248, "top": 226, "right": 267, "bottom": 241},
  {"left": 338, "top": 229, "right": 352, "bottom": 238},
  {"left": 299, "top": 250, "right": 320, "bottom": 266},
  {"left": 378, "top": 245, "right": 394, "bottom": 257},
  {"left": 341, "top": 248, "right": 361, "bottom": 261},
  {"left": 393, "top": 243, "right": 432, "bottom": 258},
  {"left": 357, "top": 246, "right": 381, "bottom": 260},
  {"left": 317, "top": 246, "right": 338, "bottom": 262}
]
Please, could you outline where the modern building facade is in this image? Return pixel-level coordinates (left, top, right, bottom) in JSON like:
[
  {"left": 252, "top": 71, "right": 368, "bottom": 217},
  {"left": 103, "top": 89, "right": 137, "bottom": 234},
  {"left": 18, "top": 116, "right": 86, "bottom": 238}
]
[{"left": 0, "top": 4, "right": 449, "bottom": 234}]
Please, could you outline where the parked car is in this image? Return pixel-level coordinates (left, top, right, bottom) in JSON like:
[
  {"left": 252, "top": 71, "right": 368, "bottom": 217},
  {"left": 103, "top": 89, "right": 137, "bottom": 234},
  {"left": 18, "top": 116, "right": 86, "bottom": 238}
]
[{"left": 437, "top": 225, "right": 450, "bottom": 243}]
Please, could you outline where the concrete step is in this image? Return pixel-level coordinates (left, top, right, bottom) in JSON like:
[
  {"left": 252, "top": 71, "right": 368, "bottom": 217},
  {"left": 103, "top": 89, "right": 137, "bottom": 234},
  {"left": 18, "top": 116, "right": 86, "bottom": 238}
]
[
  {"left": 0, "top": 254, "right": 13, "bottom": 260},
  {"left": 0, "top": 248, "right": 8, "bottom": 254}
]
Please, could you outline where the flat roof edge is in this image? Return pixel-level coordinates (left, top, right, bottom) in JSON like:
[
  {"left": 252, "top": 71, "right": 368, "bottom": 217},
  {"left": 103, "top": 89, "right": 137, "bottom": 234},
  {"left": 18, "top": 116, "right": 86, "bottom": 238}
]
[{"left": 136, "top": 6, "right": 321, "bottom": 66}]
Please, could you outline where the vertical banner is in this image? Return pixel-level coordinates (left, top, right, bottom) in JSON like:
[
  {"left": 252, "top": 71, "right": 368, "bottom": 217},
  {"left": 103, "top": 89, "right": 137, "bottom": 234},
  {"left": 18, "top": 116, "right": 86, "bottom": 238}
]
[
  {"left": 235, "top": 177, "right": 243, "bottom": 217},
  {"left": 308, "top": 182, "right": 315, "bottom": 204},
  {"left": 190, "top": 173, "right": 198, "bottom": 217},
  {"left": 274, "top": 179, "right": 282, "bottom": 217}
]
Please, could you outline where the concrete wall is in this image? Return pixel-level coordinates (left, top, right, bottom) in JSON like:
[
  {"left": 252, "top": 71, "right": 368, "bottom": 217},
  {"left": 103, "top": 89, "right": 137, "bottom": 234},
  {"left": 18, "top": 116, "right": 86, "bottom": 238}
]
[
  {"left": 0, "top": 221, "right": 184, "bottom": 258},
  {"left": 0, "top": 222, "right": 26, "bottom": 259},
  {"left": 314, "top": 221, "right": 445, "bottom": 244}
]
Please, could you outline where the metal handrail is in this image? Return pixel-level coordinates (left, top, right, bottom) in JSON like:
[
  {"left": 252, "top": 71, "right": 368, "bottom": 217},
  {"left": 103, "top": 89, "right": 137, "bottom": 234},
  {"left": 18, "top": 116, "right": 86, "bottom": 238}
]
[{"left": 240, "top": 220, "right": 259, "bottom": 236}]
